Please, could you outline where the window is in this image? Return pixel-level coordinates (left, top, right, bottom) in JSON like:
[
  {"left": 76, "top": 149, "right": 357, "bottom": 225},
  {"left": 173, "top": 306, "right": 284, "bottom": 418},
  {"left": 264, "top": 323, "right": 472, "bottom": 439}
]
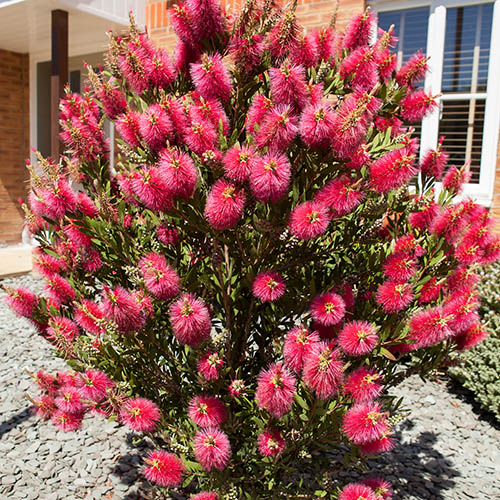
[{"left": 371, "top": 0, "right": 500, "bottom": 205}]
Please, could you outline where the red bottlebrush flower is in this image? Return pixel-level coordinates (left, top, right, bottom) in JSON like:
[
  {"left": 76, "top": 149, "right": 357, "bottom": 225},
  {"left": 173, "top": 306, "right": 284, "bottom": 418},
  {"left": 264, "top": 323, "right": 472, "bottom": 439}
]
[
  {"left": 55, "top": 385, "right": 85, "bottom": 413},
  {"left": 4, "top": 287, "right": 39, "bottom": 318},
  {"left": 362, "top": 477, "right": 393, "bottom": 499},
  {"left": 188, "top": 395, "right": 226, "bottom": 427},
  {"left": 430, "top": 205, "right": 468, "bottom": 244},
  {"left": 257, "top": 428, "right": 286, "bottom": 456},
  {"left": 283, "top": 325, "right": 321, "bottom": 373},
  {"left": 359, "top": 433, "right": 394, "bottom": 455},
  {"left": 255, "top": 363, "right": 296, "bottom": 418},
  {"left": 396, "top": 50, "right": 428, "bottom": 88},
  {"left": 63, "top": 223, "right": 92, "bottom": 249},
  {"left": 291, "top": 33, "right": 319, "bottom": 68},
  {"left": 338, "top": 321, "right": 379, "bottom": 356},
  {"left": 119, "top": 43, "right": 152, "bottom": 94},
  {"left": 343, "top": 10, "right": 375, "bottom": 51},
  {"left": 32, "top": 395, "right": 56, "bottom": 420},
  {"left": 370, "top": 144, "right": 418, "bottom": 193},
  {"left": 45, "top": 274, "right": 76, "bottom": 305},
  {"left": 42, "top": 179, "right": 78, "bottom": 220},
  {"left": 400, "top": 90, "right": 438, "bottom": 122},
  {"left": 255, "top": 104, "right": 299, "bottom": 151},
  {"left": 376, "top": 281, "right": 414, "bottom": 313},
  {"left": 420, "top": 138, "right": 448, "bottom": 180},
  {"left": 143, "top": 450, "right": 184, "bottom": 488},
  {"left": 374, "top": 116, "right": 404, "bottom": 138},
  {"left": 204, "top": 179, "right": 246, "bottom": 230},
  {"left": 339, "top": 483, "right": 378, "bottom": 500},
  {"left": 139, "top": 252, "right": 181, "bottom": 301},
  {"left": 315, "top": 176, "right": 365, "bottom": 216},
  {"left": 184, "top": 119, "right": 218, "bottom": 156},
  {"left": 289, "top": 201, "right": 331, "bottom": 240},
  {"left": 186, "top": 0, "right": 226, "bottom": 39},
  {"left": 193, "top": 427, "right": 231, "bottom": 471},
  {"left": 228, "top": 379, "right": 246, "bottom": 397},
  {"left": 169, "top": 293, "right": 212, "bottom": 346},
  {"left": 347, "top": 143, "right": 372, "bottom": 170},
  {"left": 303, "top": 342, "right": 344, "bottom": 399},
  {"left": 77, "top": 369, "right": 114, "bottom": 402},
  {"left": 408, "top": 307, "right": 453, "bottom": 348},
  {"left": 454, "top": 323, "right": 489, "bottom": 351},
  {"left": 190, "top": 53, "right": 232, "bottom": 102},
  {"left": 47, "top": 316, "right": 78, "bottom": 342},
  {"left": 312, "top": 321, "right": 339, "bottom": 340},
  {"left": 120, "top": 397, "right": 161, "bottom": 432},
  {"left": 51, "top": 409, "right": 84, "bottom": 432},
  {"left": 269, "top": 62, "right": 307, "bottom": 109},
  {"left": 192, "top": 493, "right": 219, "bottom": 500},
  {"left": 35, "top": 370, "right": 58, "bottom": 395},
  {"left": 343, "top": 401, "right": 389, "bottom": 445},
  {"left": 246, "top": 94, "right": 273, "bottom": 135},
  {"left": 132, "top": 166, "right": 172, "bottom": 212},
  {"left": 76, "top": 192, "right": 98, "bottom": 218},
  {"left": 409, "top": 197, "right": 440, "bottom": 231},
  {"left": 310, "top": 292, "right": 345, "bottom": 326},
  {"left": 339, "top": 46, "right": 378, "bottom": 91},
  {"left": 222, "top": 144, "right": 256, "bottom": 183},
  {"left": 383, "top": 252, "right": 417, "bottom": 282},
  {"left": 157, "top": 225, "right": 180, "bottom": 246},
  {"left": 158, "top": 149, "right": 198, "bottom": 200},
  {"left": 418, "top": 278, "right": 441, "bottom": 305},
  {"left": 250, "top": 152, "right": 291, "bottom": 203},
  {"left": 344, "top": 367, "right": 383, "bottom": 402},
  {"left": 314, "top": 28, "right": 336, "bottom": 62},
  {"left": 252, "top": 271, "right": 286, "bottom": 302},
  {"left": 442, "top": 165, "right": 471, "bottom": 194},
  {"left": 148, "top": 48, "right": 176, "bottom": 89},
  {"left": 197, "top": 352, "right": 224, "bottom": 381},
  {"left": 74, "top": 299, "right": 105, "bottom": 335},
  {"left": 95, "top": 78, "right": 127, "bottom": 120},
  {"left": 139, "top": 104, "right": 173, "bottom": 151},
  {"left": 116, "top": 111, "right": 142, "bottom": 148},
  {"left": 299, "top": 102, "right": 335, "bottom": 149},
  {"left": 102, "top": 286, "right": 145, "bottom": 334}
]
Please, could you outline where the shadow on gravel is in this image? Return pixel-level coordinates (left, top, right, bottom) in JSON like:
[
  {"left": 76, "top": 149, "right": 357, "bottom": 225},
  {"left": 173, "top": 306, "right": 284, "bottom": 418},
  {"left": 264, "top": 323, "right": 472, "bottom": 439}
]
[{"left": 0, "top": 407, "right": 33, "bottom": 438}]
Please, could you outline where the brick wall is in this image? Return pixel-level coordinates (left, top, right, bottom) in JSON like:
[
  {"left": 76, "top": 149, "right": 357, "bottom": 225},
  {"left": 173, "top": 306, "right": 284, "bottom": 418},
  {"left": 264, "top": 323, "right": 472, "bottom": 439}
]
[{"left": 0, "top": 49, "right": 29, "bottom": 245}]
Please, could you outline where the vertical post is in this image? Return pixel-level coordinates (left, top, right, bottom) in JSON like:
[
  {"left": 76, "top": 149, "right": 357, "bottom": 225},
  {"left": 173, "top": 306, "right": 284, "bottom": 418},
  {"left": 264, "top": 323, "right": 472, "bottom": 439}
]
[{"left": 50, "top": 9, "right": 68, "bottom": 160}]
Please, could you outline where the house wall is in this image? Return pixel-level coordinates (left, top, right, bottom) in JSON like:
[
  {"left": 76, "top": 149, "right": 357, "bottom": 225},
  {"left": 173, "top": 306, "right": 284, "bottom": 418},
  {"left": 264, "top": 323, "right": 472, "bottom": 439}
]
[{"left": 0, "top": 49, "right": 29, "bottom": 245}]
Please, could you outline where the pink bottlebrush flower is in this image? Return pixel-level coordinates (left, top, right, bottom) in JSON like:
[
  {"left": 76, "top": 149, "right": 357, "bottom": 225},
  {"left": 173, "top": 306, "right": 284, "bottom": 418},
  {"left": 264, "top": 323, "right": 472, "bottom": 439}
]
[
  {"left": 228, "top": 379, "right": 246, "bottom": 397},
  {"left": 455, "top": 238, "right": 483, "bottom": 266},
  {"left": 77, "top": 369, "right": 114, "bottom": 401},
  {"left": 343, "top": 10, "right": 375, "bottom": 51},
  {"left": 102, "top": 286, "right": 145, "bottom": 334},
  {"left": 418, "top": 278, "right": 442, "bottom": 305},
  {"left": 56, "top": 371, "right": 76, "bottom": 387},
  {"left": 339, "top": 483, "right": 378, "bottom": 500},
  {"left": 429, "top": 205, "right": 467, "bottom": 244},
  {"left": 222, "top": 144, "right": 256, "bottom": 183},
  {"left": 35, "top": 370, "right": 58, "bottom": 395},
  {"left": 299, "top": 102, "right": 335, "bottom": 149},
  {"left": 409, "top": 198, "right": 440, "bottom": 231},
  {"left": 143, "top": 450, "right": 184, "bottom": 488},
  {"left": 139, "top": 252, "right": 181, "bottom": 301},
  {"left": 170, "top": 4, "right": 196, "bottom": 45},
  {"left": 338, "top": 321, "right": 379, "bottom": 356},
  {"left": 303, "top": 342, "right": 344, "bottom": 399},
  {"left": 76, "top": 192, "right": 98, "bottom": 218},
  {"left": 174, "top": 39, "right": 200, "bottom": 74},
  {"left": 442, "top": 165, "right": 471, "bottom": 194},
  {"left": 252, "top": 271, "right": 286, "bottom": 302},
  {"left": 198, "top": 352, "right": 224, "bottom": 381},
  {"left": 408, "top": 307, "right": 453, "bottom": 348},
  {"left": 347, "top": 143, "right": 372, "bottom": 170},
  {"left": 162, "top": 96, "right": 189, "bottom": 141},
  {"left": 157, "top": 225, "right": 180, "bottom": 246},
  {"left": 257, "top": 428, "right": 286, "bottom": 456},
  {"left": 370, "top": 145, "right": 418, "bottom": 193},
  {"left": 45, "top": 274, "right": 76, "bottom": 305},
  {"left": 359, "top": 433, "right": 394, "bottom": 455},
  {"left": 95, "top": 78, "right": 128, "bottom": 120},
  {"left": 190, "top": 53, "right": 232, "bottom": 102},
  {"left": 339, "top": 46, "right": 378, "bottom": 91},
  {"left": 338, "top": 283, "right": 356, "bottom": 311},
  {"left": 119, "top": 43, "right": 152, "bottom": 94},
  {"left": 63, "top": 223, "right": 91, "bottom": 249},
  {"left": 343, "top": 401, "right": 389, "bottom": 445},
  {"left": 188, "top": 395, "right": 226, "bottom": 427},
  {"left": 74, "top": 300, "right": 105, "bottom": 336},
  {"left": 55, "top": 385, "right": 85, "bottom": 413},
  {"left": 255, "top": 104, "right": 299, "bottom": 151},
  {"left": 249, "top": 152, "right": 291, "bottom": 203},
  {"left": 420, "top": 138, "right": 448, "bottom": 180},
  {"left": 291, "top": 33, "right": 319, "bottom": 68},
  {"left": 447, "top": 266, "right": 480, "bottom": 293},
  {"left": 396, "top": 50, "right": 428, "bottom": 88},
  {"left": 400, "top": 90, "right": 438, "bottom": 122},
  {"left": 116, "top": 111, "right": 142, "bottom": 148},
  {"left": 267, "top": 14, "right": 300, "bottom": 61},
  {"left": 378, "top": 49, "right": 397, "bottom": 80},
  {"left": 230, "top": 33, "right": 266, "bottom": 75},
  {"left": 193, "top": 427, "right": 231, "bottom": 471},
  {"left": 4, "top": 287, "right": 39, "bottom": 318},
  {"left": 42, "top": 179, "right": 78, "bottom": 220},
  {"left": 132, "top": 166, "right": 172, "bottom": 212},
  {"left": 362, "top": 477, "right": 393, "bottom": 499},
  {"left": 184, "top": 119, "right": 218, "bottom": 156},
  {"left": 376, "top": 281, "right": 414, "bottom": 313},
  {"left": 47, "top": 316, "right": 78, "bottom": 342},
  {"left": 81, "top": 248, "right": 102, "bottom": 274},
  {"left": 139, "top": 104, "right": 173, "bottom": 151},
  {"left": 186, "top": 0, "right": 226, "bottom": 39},
  {"left": 255, "top": 363, "right": 296, "bottom": 418},
  {"left": 33, "top": 395, "right": 56, "bottom": 420},
  {"left": 454, "top": 323, "right": 489, "bottom": 351},
  {"left": 444, "top": 293, "right": 480, "bottom": 334},
  {"left": 315, "top": 176, "right": 365, "bottom": 216},
  {"left": 310, "top": 292, "right": 345, "bottom": 326},
  {"left": 120, "top": 397, "right": 161, "bottom": 432},
  {"left": 51, "top": 409, "right": 84, "bottom": 432},
  {"left": 314, "top": 28, "right": 336, "bottom": 62},
  {"left": 289, "top": 201, "right": 331, "bottom": 240},
  {"left": 481, "top": 237, "right": 500, "bottom": 265},
  {"left": 148, "top": 48, "right": 176, "bottom": 89},
  {"left": 392, "top": 234, "right": 417, "bottom": 254},
  {"left": 283, "top": 325, "right": 321, "bottom": 373},
  {"left": 344, "top": 367, "right": 383, "bottom": 402},
  {"left": 374, "top": 116, "right": 404, "bottom": 137},
  {"left": 312, "top": 321, "right": 339, "bottom": 341},
  {"left": 269, "top": 62, "right": 308, "bottom": 109},
  {"left": 246, "top": 93, "right": 273, "bottom": 135},
  {"left": 204, "top": 179, "right": 246, "bottom": 230},
  {"left": 383, "top": 253, "right": 417, "bottom": 282},
  {"left": 190, "top": 95, "right": 230, "bottom": 136},
  {"left": 169, "top": 293, "right": 212, "bottom": 346},
  {"left": 191, "top": 493, "right": 219, "bottom": 500}
]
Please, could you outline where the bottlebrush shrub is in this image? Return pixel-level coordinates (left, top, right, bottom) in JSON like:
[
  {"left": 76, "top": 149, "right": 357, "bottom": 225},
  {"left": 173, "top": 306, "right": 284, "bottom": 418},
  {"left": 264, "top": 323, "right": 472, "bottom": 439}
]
[{"left": 7, "top": 1, "right": 500, "bottom": 498}]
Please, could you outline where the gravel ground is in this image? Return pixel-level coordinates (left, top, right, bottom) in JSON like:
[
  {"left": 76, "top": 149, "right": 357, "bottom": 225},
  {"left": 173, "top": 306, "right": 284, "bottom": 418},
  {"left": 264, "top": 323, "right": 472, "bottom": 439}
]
[{"left": 1, "top": 273, "right": 500, "bottom": 499}]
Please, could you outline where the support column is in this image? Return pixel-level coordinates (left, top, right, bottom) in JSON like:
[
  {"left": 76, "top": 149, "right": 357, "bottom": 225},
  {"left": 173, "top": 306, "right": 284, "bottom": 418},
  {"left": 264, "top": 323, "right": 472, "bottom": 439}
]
[{"left": 50, "top": 9, "right": 68, "bottom": 160}]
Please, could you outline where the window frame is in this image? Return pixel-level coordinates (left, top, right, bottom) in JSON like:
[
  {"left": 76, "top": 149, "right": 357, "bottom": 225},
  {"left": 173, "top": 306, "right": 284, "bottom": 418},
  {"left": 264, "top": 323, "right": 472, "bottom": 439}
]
[{"left": 370, "top": 0, "right": 500, "bottom": 206}]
